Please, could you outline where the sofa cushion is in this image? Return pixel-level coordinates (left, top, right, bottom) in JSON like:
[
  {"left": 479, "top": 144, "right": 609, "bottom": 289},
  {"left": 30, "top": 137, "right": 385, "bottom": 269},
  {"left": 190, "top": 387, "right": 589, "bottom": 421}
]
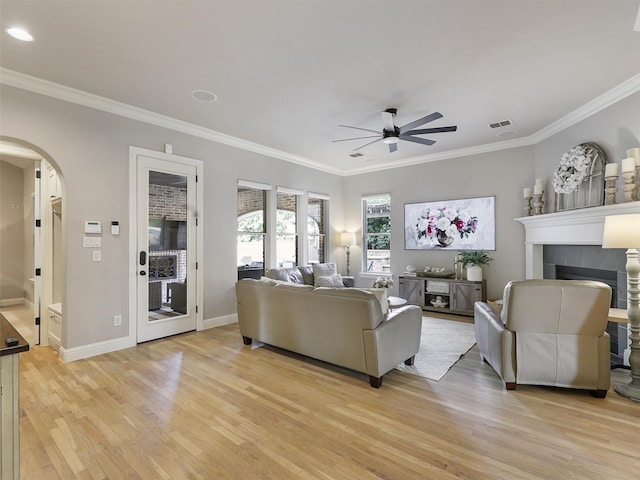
[
  {"left": 312, "top": 262, "right": 337, "bottom": 286},
  {"left": 274, "top": 283, "right": 315, "bottom": 292},
  {"left": 317, "top": 274, "right": 345, "bottom": 287},
  {"left": 265, "top": 267, "right": 303, "bottom": 284},
  {"left": 298, "top": 265, "right": 315, "bottom": 285}
]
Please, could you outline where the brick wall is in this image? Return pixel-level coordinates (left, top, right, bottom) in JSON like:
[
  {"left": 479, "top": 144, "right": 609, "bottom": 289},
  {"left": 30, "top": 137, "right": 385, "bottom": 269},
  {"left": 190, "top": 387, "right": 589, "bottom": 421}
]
[{"left": 149, "top": 184, "right": 187, "bottom": 220}]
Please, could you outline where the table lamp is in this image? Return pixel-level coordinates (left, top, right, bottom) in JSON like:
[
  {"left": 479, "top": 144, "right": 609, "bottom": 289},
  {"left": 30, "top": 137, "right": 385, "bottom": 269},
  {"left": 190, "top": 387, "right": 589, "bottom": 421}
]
[
  {"left": 602, "top": 214, "right": 640, "bottom": 401},
  {"left": 340, "top": 232, "right": 357, "bottom": 276}
]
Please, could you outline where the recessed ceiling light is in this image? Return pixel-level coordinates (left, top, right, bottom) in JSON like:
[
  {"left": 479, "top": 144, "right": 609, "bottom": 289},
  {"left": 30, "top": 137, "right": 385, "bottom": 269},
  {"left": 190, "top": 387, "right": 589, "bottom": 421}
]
[
  {"left": 6, "top": 27, "right": 34, "bottom": 42},
  {"left": 191, "top": 90, "right": 218, "bottom": 102}
]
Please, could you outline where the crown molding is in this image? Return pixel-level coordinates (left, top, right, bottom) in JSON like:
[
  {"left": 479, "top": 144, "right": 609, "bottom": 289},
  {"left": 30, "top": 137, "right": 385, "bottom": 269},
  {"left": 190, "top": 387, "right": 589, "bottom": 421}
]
[
  {"left": 0, "top": 68, "right": 344, "bottom": 176},
  {"left": 2, "top": 68, "right": 639, "bottom": 177},
  {"left": 341, "top": 136, "right": 535, "bottom": 175},
  {"left": 529, "top": 72, "right": 640, "bottom": 144}
]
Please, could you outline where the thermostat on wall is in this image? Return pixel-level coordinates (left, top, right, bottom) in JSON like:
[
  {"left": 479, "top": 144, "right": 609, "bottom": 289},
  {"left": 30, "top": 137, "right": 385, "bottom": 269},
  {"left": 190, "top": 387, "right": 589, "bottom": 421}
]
[{"left": 84, "top": 221, "right": 102, "bottom": 234}]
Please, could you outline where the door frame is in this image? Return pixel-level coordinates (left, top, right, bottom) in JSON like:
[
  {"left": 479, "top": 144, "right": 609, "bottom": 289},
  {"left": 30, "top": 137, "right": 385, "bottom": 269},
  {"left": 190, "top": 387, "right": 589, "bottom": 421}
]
[{"left": 128, "top": 146, "right": 203, "bottom": 343}]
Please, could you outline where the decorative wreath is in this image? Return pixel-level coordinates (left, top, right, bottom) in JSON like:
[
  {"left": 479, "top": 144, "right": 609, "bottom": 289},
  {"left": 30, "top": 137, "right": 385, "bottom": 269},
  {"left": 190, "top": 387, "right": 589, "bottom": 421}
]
[{"left": 552, "top": 144, "right": 594, "bottom": 194}]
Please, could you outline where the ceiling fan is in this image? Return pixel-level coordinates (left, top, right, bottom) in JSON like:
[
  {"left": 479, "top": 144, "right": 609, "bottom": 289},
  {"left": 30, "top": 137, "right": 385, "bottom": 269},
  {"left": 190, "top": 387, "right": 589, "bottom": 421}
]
[{"left": 333, "top": 108, "right": 457, "bottom": 153}]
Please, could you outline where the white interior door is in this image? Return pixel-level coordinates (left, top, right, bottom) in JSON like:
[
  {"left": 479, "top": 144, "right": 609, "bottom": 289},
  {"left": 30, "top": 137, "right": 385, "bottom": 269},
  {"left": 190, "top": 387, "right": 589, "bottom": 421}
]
[
  {"left": 136, "top": 155, "right": 198, "bottom": 343},
  {"left": 33, "top": 163, "right": 42, "bottom": 345}
]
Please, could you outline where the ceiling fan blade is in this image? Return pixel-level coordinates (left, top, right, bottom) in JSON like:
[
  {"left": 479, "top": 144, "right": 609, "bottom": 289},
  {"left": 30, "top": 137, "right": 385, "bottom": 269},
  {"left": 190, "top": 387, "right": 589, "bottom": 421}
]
[
  {"left": 338, "top": 124, "right": 381, "bottom": 134},
  {"left": 401, "top": 136, "right": 436, "bottom": 146},
  {"left": 401, "top": 125, "right": 457, "bottom": 136},
  {"left": 381, "top": 110, "right": 396, "bottom": 133},
  {"left": 353, "top": 137, "right": 384, "bottom": 152},
  {"left": 332, "top": 135, "right": 382, "bottom": 143},
  {"left": 388, "top": 143, "right": 398, "bottom": 153},
  {"left": 399, "top": 112, "right": 443, "bottom": 134}
]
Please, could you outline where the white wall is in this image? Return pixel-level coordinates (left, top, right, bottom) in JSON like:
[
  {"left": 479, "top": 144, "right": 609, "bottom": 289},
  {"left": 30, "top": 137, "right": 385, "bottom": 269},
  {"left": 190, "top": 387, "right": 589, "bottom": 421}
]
[
  {"left": 0, "top": 160, "right": 25, "bottom": 300},
  {"left": 534, "top": 91, "right": 640, "bottom": 206},
  {"left": 0, "top": 85, "right": 344, "bottom": 350},
  {"left": 343, "top": 147, "right": 534, "bottom": 300}
]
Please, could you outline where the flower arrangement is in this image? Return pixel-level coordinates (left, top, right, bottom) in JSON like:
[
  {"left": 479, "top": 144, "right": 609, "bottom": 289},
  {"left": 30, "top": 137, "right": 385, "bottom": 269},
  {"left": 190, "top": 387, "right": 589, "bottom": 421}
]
[
  {"left": 415, "top": 207, "right": 478, "bottom": 247},
  {"left": 373, "top": 276, "right": 394, "bottom": 288},
  {"left": 552, "top": 145, "right": 594, "bottom": 194}
]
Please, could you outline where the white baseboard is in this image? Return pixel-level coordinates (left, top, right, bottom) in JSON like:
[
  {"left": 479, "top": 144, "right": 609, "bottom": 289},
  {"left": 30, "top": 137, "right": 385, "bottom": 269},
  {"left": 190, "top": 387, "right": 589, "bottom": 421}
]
[
  {"left": 202, "top": 313, "right": 237, "bottom": 330},
  {"left": 0, "top": 298, "right": 24, "bottom": 307},
  {"left": 57, "top": 314, "right": 237, "bottom": 363},
  {"left": 59, "top": 335, "right": 136, "bottom": 363}
]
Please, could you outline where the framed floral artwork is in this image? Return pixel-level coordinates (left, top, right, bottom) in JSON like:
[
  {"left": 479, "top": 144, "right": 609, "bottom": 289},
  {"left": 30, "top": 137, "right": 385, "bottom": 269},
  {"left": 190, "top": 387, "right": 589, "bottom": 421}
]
[{"left": 404, "top": 196, "right": 496, "bottom": 250}]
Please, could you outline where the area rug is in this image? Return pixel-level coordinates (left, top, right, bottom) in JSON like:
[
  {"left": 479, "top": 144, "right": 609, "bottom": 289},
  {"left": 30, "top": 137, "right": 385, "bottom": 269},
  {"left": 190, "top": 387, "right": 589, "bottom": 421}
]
[{"left": 395, "top": 316, "right": 476, "bottom": 381}]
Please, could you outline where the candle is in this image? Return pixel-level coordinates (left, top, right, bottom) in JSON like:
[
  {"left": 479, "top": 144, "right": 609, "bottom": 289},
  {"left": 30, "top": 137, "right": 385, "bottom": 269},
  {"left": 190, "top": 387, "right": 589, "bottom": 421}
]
[
  {"left": 535, "top": 178, "right": 545, "bottom": 186},
  {"left": 604, "top": 163, "right": 618, "bottom": 177},
  {"left": 622, "top": 157, "right": 636, "bottom": 173},
  {"left": 627, "top": 148, "right": 640, "bottom": 166},
  {"left": 534, "top": 184, "right": 543, "bottom": 195},
  {"left": 523, "top": 187, "right": 533, "bottom": 198}
]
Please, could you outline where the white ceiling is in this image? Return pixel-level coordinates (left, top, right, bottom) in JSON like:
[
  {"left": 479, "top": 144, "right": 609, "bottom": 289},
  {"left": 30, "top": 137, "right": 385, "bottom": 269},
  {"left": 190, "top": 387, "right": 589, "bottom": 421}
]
[{"left": 1, "top": 1, "right": 639, "bottom": 175}]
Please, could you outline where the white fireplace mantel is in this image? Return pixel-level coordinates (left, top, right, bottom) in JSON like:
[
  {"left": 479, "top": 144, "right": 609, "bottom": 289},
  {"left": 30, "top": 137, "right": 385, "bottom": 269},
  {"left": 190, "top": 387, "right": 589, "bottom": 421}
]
[{"left": 516, "top": 202, "right": 640, "bottom": 278}]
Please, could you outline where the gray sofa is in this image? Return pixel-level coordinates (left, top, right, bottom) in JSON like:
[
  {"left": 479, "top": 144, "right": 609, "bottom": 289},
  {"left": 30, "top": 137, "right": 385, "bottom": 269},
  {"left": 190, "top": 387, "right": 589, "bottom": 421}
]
[{"left": 235, "top": 278, "right": 423, "bottom": 387}]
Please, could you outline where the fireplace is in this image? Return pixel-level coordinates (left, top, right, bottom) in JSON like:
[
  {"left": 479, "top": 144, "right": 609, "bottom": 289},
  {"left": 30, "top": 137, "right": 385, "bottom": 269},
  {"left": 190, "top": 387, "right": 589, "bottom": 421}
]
[
  {"left": 545, "top": 259, "right": 625, "bottom": 365},
  {"left": 517, "top": 202, "right": 640, "bottom": 366}
]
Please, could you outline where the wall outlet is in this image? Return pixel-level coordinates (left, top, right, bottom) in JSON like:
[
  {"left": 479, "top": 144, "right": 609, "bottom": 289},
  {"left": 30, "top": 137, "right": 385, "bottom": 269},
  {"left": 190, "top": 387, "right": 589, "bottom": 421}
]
[
  {"left": 93, "top": 250, "right": 101, "bottom": 261},
  {"left": 113, "top": 315, "right": 122, "bottom": 327}
]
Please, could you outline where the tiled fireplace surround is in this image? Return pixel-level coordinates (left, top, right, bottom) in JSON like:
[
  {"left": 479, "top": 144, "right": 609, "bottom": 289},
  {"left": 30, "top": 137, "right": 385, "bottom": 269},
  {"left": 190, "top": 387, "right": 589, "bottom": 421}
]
[{"left": 517, "top": 202, "right": 640, "bottom": 365}]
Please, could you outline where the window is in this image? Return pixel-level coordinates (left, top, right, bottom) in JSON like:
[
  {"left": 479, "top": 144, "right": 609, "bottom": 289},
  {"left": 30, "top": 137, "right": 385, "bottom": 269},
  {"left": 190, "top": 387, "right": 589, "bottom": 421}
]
[
  {"left": 276, "top": 189, "right": 300, "bottom": 267},
  {"left": 307, "top": 194, "right": 328, "bottom": 264},
  {"left": 237, "top": 182, "right": 269, "bottom": 280},
  {"left": 363, "top": 194, "right": 391, "bottom": 273}
]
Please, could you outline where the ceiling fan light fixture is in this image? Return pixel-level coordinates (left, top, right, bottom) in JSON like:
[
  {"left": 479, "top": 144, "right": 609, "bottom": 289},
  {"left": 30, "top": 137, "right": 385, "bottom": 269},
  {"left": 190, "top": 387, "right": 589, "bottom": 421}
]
[{"left": 382, "top": 135, "right": 399, "bottom": 145}]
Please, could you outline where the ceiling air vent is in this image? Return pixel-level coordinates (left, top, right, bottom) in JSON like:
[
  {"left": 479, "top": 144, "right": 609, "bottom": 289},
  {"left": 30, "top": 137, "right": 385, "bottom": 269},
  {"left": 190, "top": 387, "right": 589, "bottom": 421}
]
[
  {"left": 349, "top": 152, "right": 364, "bottom": 158},
  {"left": 488, "top": 119, "right": 512, "bottom": 129}
]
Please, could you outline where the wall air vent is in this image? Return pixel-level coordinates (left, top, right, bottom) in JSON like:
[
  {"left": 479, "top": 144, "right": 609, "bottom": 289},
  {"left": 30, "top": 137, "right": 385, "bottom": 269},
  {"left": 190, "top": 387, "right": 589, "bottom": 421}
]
[
  {"left": 349, "top": 152, "right": 364, "bottom": 158},
  {"left": 488, "top": 119, "right": 512, "bottom": 129}
]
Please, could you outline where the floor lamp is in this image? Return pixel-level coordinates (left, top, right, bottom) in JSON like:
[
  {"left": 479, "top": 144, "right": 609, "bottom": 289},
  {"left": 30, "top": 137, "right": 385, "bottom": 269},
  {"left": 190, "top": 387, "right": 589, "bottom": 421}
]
[
  {"left": 602, "top": 214, "right": 640, "bottom": 402},
  {"left": 341, "top": 232, "right": 356, "bottom": 276}
]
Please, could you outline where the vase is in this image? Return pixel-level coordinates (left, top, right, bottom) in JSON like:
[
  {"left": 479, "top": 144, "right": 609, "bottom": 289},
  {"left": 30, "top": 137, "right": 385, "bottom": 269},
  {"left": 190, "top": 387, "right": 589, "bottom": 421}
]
[
  {"left": 466, "top": 265, "right": 483, "bottom": 281},
  {"left": 436, "top": 230, "right": 454, "bottom": 247}
]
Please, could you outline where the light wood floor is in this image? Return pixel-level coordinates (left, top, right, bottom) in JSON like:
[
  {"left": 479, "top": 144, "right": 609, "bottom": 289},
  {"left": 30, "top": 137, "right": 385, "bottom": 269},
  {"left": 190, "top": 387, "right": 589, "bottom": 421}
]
[{"left": 12, "top": 306, "right": 640, "bottom": 479}]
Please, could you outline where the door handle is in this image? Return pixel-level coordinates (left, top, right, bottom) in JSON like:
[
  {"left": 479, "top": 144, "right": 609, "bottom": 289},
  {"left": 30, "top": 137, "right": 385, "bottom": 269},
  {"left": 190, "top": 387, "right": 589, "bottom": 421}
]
[{"left": 139, "top": 251, "right": 147, "bottom": 265}]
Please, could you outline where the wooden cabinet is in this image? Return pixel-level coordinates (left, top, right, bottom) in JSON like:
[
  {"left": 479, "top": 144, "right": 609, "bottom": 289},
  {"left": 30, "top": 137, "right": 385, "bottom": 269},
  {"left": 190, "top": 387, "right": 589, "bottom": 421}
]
[
  {"left": 398, "top": 277, "right": 425, "bottom": 307},
  {"left": 399, "top": 276, "right": 486, "bottom": 317},
  {"left": 0, "top": 315, "right": 29, "bottom": 480}
]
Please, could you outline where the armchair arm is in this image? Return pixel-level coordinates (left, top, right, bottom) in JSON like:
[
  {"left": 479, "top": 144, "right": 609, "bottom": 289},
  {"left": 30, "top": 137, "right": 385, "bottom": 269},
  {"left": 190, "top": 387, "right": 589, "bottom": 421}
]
[
  {"left": 474, "top": 302, "right": 516, "bottom": 383},
  {"left": 363, "top": 305, "right": 422, "bottom": 377}
]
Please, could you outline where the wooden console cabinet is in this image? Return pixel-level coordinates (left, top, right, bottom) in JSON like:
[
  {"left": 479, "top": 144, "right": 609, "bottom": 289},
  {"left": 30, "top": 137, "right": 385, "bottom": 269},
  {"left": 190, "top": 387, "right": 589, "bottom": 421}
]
[{"left": 399, "top": 276, "right": 486, "bottom": 317}]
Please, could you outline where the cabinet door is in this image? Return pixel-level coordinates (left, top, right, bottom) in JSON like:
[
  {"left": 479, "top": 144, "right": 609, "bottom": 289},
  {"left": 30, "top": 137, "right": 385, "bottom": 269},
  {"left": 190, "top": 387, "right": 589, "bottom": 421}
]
[
  {"left": 400, "top": 278, "right": 424, "bottom": 307},
  {"left": 452, "top": 282, "right": 483, "bottom": 314}
]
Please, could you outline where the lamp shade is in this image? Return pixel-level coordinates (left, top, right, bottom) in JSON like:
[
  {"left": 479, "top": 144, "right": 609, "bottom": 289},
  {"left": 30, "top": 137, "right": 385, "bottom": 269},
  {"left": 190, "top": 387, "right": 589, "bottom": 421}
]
[
  {"left": 602, "top": 214, "right": 640, "bottom": 249},
  {"left": 341, "top": 232, "right": 357, "bottom": 246}
]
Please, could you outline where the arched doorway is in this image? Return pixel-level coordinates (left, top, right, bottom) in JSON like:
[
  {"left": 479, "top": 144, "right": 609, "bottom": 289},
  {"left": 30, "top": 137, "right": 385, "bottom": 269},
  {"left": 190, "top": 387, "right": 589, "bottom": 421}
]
[{"left": 0, "top": 138, "right": 65, "bottom": 349}]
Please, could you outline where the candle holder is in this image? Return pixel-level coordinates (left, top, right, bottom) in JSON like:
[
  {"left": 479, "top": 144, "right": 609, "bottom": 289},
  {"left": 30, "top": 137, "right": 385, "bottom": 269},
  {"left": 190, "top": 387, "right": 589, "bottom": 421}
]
[
  {"left": 604, "top": 176, "right": 618, "bottom": 205},
  {"left": 622, "top": 171, "right": 637, "bottom": 202},
  {"left": 524, "top": 195, "right": 533, "bottom": 216},
  {"left": 533, "top": 193, "right": 544, "bottom": 215}
]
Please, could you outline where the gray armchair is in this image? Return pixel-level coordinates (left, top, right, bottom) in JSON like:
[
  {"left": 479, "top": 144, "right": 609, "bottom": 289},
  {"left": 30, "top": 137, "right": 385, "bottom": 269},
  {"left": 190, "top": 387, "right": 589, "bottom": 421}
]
[{"left": 474, "top": 279, "right": 611, "bottom": 397}]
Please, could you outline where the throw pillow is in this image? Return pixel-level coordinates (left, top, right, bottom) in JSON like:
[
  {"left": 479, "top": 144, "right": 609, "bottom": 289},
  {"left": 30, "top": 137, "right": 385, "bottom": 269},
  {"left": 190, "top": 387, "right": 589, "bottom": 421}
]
[
  {"left": 312, "top": 262, "right": 337, "bottom": 286},
  {"left": 298, "top": 265, "right": 315, "bottom": 285},
  {"left": 317, "top": 274, "right": 345, "bottom": 287},
  {"left": 361, "top": 288, "right": 389, "bottom": 315}
]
